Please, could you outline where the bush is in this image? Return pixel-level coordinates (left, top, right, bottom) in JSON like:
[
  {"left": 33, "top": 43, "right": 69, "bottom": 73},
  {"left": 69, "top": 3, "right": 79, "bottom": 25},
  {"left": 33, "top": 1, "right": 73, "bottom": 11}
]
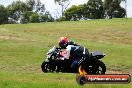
[
  {"left": 30, "top": 13, "right": 40, "bottom": 23},
  {"left": 56, "top": 16, "right": 66, "bottom": 22}
]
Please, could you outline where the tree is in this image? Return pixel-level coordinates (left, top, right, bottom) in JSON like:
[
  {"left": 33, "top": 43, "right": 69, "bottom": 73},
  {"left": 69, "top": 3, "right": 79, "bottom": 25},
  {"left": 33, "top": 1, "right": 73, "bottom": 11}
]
[
  {"left": 26, "top": 0, "right": 35, "bottom": 11},
  {"left": 112, "top": 7, "right": 126, "bottom": 18},
  {"left": 64, "top": 0, "right": 105, "bottom": 20},
  {"left": 87, "top": 0, "right": 104, "bottom": 19},
  {"left": 103, "top": 0, "right": 126, "bottom": 18},
  {"left": 40, "top": 11, "right": 54, "bottom": 22},
  {"left": 6, "top": 0, "right": 52, "bottom": 24},
  {"left": 7, "top": 1, "right": 30, "bottom": 23},
  {"left": 26, "top": 0, "right": 50, "bottom": 23},
  {"left": 20, "top": 11, "right": 33, "bottom": 23},
  {"left": 30, "top": 13, "right": 40, "bottom": 23},
  {"left": 0, "top": 5, "right": 8, "bottom": 24},
  {"left": 26, "top": 0, "right": 46, "bottom": 14},
  {"left": 81, "top": 4, "right": 90, "bottom": 20},
  {"left": 120, "top": 0, "right": 127, "bottom": 18},
  {"left": 35, "top": 0, "right": 45, "bottom": 14},
  {"left": 64, "top": 5, "right": 80, "bottom": 21},
  {"left": 64, "top": 4, "right": 89, "bottom": 21},
  {"left": 54, "top": 0, "right": 72, "bottom": 17}
]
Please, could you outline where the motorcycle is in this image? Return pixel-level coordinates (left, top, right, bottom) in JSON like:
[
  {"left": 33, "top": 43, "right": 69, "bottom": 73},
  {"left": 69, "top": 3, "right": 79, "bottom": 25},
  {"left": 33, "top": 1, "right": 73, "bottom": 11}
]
[{"left": 41, "top": 46, "right": 106, "bottom": 74}]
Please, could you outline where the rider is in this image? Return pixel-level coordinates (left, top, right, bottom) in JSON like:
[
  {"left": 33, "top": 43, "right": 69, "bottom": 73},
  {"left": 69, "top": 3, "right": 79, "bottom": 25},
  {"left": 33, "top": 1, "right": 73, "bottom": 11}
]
[{"left": 58, "top": 37, "right": 89, "bottom": 72}]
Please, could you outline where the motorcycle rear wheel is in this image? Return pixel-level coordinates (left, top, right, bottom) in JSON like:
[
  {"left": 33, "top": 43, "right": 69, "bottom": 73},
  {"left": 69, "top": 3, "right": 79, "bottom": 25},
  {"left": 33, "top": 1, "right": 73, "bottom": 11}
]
[
  {"left": 84, "top": 60, "right": 106, "bottom": 74},
  {"left": 95, "top": 60, "right": 106, "bottom": 74}
]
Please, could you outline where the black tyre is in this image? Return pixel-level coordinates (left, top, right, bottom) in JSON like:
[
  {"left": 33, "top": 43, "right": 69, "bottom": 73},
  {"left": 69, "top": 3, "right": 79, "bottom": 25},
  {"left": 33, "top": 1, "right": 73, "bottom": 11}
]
[
  {"left": 41, "top": 61, "right": 49, "bottom": 72},
  {"left": 76, "top": 76, "right": 86, "bottom": 85},
  {"left": 96, "top": 60, "right": 106, "bottom": 74},
  {"left": 41, "top": 61, "right": 57, "bottom": 73}
]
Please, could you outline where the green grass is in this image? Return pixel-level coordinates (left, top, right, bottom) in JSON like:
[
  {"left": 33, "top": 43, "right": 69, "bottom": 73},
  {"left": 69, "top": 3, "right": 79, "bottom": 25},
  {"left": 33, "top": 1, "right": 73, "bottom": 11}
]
[{"left": 0, "top": 18, "right": 132, "bottom": 88}]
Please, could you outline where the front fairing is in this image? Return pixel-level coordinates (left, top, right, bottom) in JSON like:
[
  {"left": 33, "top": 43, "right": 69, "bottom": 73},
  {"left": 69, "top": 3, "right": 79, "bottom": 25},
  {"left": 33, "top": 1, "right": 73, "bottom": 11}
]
[
  {"left": 47, "top": 46, "right": 56, "bottom": 55},
  {"left": 44, "top": 59, "right": 50, "bottom": 62}
]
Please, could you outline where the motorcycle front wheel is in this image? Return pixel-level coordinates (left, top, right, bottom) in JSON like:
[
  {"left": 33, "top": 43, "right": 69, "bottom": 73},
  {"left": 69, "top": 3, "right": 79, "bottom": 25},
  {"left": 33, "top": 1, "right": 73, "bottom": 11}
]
[{"left": 41, "top": 61, "right": 56, "bottom": 73}]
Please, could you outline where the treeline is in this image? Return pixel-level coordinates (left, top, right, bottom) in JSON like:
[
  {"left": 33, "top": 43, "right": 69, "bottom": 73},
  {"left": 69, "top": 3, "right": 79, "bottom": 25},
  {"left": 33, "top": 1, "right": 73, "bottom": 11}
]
[
  {"left": 0, "top": 0, "right": 126, "bottom": 24},
  {"left": 62, "top": 0, "right": 126, "bottom": 21},
  {"left": 0, "top": 0, "right": 54, "bottom": 24}
]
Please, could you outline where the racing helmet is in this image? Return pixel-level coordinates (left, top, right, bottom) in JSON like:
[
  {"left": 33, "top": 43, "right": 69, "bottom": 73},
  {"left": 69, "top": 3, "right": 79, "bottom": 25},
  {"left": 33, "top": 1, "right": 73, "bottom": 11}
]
[{"left": 59, "top": 37, "right": 68, "bottom": 49}]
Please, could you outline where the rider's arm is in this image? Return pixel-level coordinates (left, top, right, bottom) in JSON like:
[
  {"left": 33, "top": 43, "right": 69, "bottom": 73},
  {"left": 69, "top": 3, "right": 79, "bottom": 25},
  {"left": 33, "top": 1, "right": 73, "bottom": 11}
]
[
  {"left": 68, "top": 41, "right": 78, "bottom": 46},
  {"left": 64, "top": 45, "right": 71, "bottom": 59}
]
